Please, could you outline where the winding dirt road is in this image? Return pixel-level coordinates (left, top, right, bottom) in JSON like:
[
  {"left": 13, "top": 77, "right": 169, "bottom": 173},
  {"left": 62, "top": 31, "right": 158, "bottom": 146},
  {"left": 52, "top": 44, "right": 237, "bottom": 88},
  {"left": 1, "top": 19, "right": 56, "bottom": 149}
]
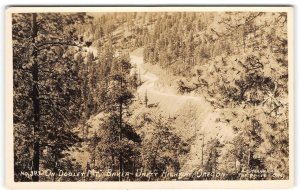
[
  {"left": 129, "top": 48, "right": 235, "bottom": 172},
  {"left": 130, "top": 48, "right": 211, "bottom": 116}
]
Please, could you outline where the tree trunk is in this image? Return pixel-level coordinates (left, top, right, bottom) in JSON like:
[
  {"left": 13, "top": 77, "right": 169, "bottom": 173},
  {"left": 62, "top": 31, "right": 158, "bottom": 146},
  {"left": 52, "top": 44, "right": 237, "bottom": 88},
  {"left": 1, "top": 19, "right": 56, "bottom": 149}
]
[
  {"left": 201, "top": 134, "right": 205, "bottom": 167},
  {"left": 243, "top": 25, "right": 246, "bottom": 52},
  {"left": 118, "top": 72, "right": 123, "bottom": 181},
  {"left": 31, "top": 13, "right": 40, "bottom": 182},
  {"left": 132, "top": 153, "right": 136, "bottom": 180},
  {"left": 247, "top": 150, "right": 252, "bottom": 172}
]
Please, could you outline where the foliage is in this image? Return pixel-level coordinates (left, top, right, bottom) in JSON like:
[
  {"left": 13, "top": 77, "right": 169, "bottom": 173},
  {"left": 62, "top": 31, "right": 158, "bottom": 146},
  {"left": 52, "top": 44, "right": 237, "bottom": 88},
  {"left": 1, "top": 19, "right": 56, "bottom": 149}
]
[{"left": 13, "top": 13, "right": 92, "bottom": 181}]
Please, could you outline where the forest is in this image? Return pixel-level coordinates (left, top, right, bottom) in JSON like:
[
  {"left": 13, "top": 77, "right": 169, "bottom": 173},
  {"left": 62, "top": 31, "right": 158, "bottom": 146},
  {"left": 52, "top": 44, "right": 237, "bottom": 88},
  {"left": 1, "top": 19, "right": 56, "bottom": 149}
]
[{"left": 12, "top": 11, "right": 289, "bottom": 181}]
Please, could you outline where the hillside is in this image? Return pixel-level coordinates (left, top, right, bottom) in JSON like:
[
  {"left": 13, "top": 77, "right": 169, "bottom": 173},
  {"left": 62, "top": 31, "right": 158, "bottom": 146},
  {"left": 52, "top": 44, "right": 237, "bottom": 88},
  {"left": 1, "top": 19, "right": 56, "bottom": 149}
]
[
  {"left": 13, "top": 11, "right": 289, "bottom": 182},
  {"left": 73, "top": 12, "right": 288, "bottom": 180}
]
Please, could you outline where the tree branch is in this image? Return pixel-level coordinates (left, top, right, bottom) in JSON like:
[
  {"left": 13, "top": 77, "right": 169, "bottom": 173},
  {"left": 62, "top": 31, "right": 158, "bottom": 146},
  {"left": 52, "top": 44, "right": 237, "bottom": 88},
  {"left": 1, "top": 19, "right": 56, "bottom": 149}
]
[{"left": 37, "top": 41, "right": 83, "bottom": 50}]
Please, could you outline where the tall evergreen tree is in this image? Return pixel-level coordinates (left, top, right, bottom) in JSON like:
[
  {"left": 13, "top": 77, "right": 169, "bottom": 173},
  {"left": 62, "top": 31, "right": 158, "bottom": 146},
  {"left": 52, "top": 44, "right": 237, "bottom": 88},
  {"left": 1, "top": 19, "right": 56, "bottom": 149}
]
[
  {"left": 93, "top": 55, "right": 141, "bottom": 181},
  {"left": 13, "top": 13, "right": 92, "bottom": 181}
]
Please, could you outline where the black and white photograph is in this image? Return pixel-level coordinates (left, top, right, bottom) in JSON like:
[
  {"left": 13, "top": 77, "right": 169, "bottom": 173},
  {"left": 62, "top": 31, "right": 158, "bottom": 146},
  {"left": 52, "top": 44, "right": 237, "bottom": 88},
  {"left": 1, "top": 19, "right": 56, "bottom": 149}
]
[{"left": 5, "top": 6, "right": 294, "bottom": 189}]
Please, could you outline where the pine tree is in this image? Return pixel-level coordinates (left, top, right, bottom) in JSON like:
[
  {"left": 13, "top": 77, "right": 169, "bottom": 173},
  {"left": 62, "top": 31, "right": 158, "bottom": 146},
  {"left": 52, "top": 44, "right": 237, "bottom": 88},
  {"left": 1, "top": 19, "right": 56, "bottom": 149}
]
[
  {"left": 144, "top": 89, "right": 148, "bottom": 107},
  {"left": 94, "top": 55, "right": 141, "bottom": 181},
  {"left": 141, "top": 115, "right": 190, "bottom": 179},
  {"left": 13, "top": 12, "right": 92, "bottom": 181}
]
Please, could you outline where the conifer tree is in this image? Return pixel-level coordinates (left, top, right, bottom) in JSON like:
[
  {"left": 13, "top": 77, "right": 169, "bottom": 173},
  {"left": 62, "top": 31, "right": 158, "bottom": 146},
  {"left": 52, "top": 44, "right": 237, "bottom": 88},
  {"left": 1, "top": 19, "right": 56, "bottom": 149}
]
[{"left": 13, "top": 12, "right": 92, "bottom": 181}]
